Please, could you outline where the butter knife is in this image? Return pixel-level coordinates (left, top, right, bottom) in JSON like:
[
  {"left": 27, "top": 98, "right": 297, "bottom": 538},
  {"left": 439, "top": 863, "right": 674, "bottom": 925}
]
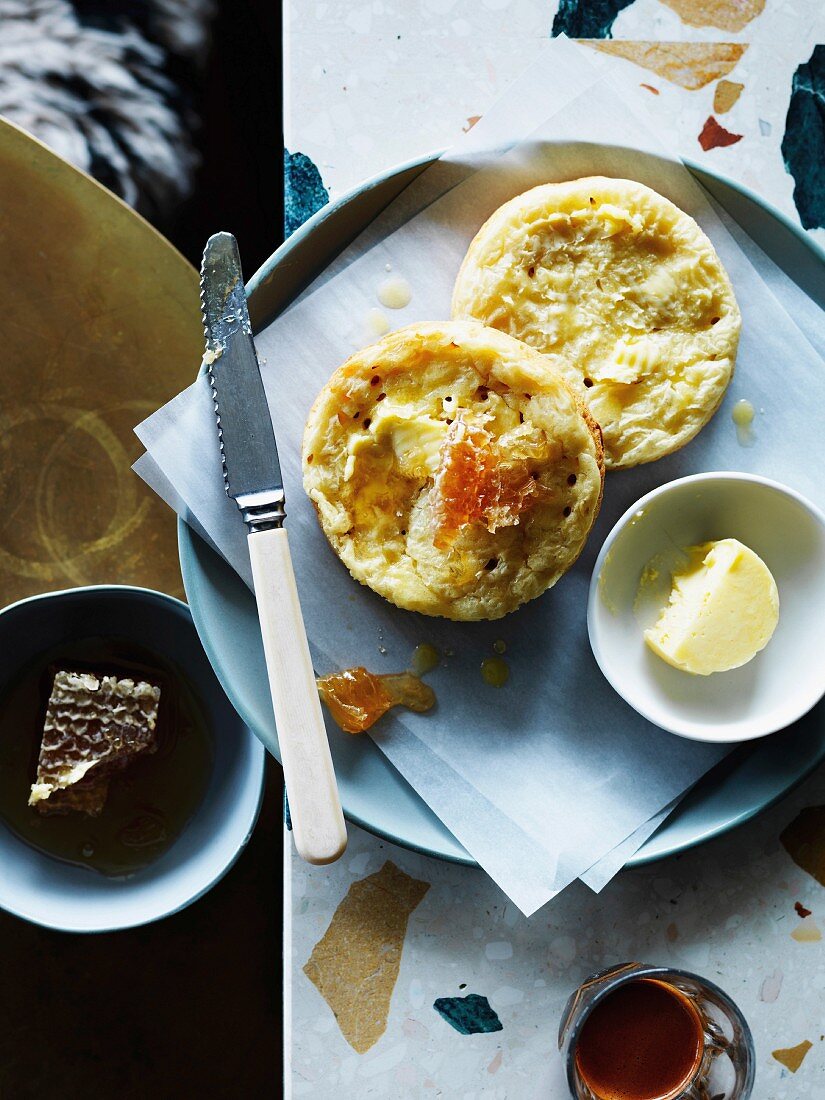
[{"left": 200, "top": 232, "right": 347, "bottom": 865}]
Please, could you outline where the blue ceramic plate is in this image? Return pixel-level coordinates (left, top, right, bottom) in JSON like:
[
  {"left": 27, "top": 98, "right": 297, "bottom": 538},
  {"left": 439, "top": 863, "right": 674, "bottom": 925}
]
[{"left": 179, "top": 149, "right": 825, "bottom": 868}]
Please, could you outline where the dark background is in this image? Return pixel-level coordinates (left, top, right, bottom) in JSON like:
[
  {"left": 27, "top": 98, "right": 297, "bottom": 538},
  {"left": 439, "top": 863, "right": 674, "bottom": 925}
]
[
  {"left": 0, "top": 2, "right": 286, "bottom": 1096},
  {"left": 172, "top": 0, "right": 284, "bottom": 274}
]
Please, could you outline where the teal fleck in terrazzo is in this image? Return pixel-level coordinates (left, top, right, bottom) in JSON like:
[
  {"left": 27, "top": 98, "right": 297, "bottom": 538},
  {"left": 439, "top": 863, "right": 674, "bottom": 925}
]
[
  {"left": 551, "top": 0, "right": 637, "bottom": 38},
  {"left": 782, "top": 46, "right": 825, "bottom": 231},
  {"left": 433, "top": 994, "right": 503, "bottom": 1035},
  {"left": 284, "top": 148, "right": 329, "bottom": 237}
]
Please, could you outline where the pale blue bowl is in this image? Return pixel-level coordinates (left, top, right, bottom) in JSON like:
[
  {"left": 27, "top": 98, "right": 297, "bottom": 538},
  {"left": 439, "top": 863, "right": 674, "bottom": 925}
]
[
  {"left": 0, "top": 586, "right": 265, "bottom": 931},
  {"left": 180, "top": 147, "right": 825, "bottom": 869}
]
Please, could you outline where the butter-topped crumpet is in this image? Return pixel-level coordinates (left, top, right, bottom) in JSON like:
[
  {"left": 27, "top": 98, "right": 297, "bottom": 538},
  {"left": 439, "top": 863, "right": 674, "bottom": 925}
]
[
  {"left": 302, "top": 321, "right": 604, "bottom": 620},
  {"left": 452, "top": 178, "right": 740, "bottom": 469}
]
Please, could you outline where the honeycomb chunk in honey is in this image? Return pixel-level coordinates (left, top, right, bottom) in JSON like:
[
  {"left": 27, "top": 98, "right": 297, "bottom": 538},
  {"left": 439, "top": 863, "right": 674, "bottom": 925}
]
[
  {"left": 317, "top": 667, "right": 436, "bottom": 734},
  {"left": 29, "top": 671, "right": 160, "bottom": 816},
  {"left": 430, "top": 415, "right": 551, "bottom": 548}
]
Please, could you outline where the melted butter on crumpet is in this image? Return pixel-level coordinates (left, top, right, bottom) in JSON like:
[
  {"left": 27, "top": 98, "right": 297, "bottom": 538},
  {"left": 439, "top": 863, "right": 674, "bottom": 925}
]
[
  {"left": 302, "top": 321, "right": 604, "bottom": 621},
  {"left": 452, "top": 177, "right": 740, "bottom": 469}
]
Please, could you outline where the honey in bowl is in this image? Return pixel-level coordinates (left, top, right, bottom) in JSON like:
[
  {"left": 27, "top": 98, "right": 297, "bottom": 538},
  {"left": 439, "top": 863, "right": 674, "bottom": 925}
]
[
  {"left": 575, "top": 978, "right": 703, "bottom": 1100},
  {"left": 0, "top": 637, "right": 213, "bottom": 877}
]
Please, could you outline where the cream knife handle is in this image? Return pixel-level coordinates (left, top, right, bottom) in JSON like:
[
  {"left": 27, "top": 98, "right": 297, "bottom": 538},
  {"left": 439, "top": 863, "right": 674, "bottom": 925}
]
[{"left": 248, "top": 525, "right": 347, "bottom": 865}]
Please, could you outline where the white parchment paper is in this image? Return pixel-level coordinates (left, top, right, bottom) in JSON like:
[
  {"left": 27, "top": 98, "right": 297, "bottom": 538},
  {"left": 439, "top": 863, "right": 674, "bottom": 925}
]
[{"left": 135, "top": 38, "right": 825, "bottom": 914}]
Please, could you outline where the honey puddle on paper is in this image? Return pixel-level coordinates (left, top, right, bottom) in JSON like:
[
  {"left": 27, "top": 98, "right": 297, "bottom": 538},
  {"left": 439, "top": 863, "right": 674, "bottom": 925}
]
[
  {"left": 377, "top": 276, "right": 412, "bottom": 309},
  {"left": 732, "top": 399, "right": 755, "bottom": 446},
  {"left": 366, "top": 307, "right": 390, "bottom": 337}
]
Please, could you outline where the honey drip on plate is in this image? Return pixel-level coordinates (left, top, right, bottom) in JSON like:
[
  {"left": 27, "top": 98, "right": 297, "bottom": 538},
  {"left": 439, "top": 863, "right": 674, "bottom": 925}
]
[
  {"left": 317, "top": 667, "right": 436, "bottom": 734},
  {"left": 430, "top": 415, "right": 551, "bottom": 549}
]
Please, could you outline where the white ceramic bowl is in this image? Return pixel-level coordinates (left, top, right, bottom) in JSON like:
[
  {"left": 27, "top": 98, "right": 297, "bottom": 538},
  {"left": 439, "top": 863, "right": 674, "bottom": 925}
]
[
  {"left": 588, "top": 473, "right": 825, "bottom": 743},
  {"left": 0, "top": 586, "right": 265, "bottom": 932}
]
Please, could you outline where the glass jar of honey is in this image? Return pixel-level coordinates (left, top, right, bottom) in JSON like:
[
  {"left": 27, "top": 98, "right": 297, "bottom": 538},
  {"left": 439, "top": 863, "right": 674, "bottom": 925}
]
[{"left": 558, "top": 963, "right": 755, "bottom": 1099}]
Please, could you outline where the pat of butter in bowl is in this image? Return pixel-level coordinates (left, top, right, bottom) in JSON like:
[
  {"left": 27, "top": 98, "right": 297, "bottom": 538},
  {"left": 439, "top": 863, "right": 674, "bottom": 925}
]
[{"left": 643, "top": 538, "right": 779, "bottom": 676}]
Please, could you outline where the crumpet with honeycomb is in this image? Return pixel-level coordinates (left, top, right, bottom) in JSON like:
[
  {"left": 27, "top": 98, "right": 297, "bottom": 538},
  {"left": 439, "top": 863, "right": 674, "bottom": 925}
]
[
  {"left": 452, "top": 177, "right": 740, "bottom": 469},
  {"left": 302, "top": 321, "right": 604, "bottom": 621}
]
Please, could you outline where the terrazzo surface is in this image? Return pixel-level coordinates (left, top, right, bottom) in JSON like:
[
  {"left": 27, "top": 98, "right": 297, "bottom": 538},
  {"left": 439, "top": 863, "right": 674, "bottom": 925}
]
[
  {"left": 289, "top": 776, "right": 825, "bottom": 1097},
  {"left": 284, "top": 3, "right": 825, "bottom": 1095}
]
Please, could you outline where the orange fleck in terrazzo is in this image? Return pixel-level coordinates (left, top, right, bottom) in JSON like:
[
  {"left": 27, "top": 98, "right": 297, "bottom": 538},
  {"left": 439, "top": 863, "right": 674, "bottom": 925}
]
[
  {"left": 699, "top": 115, "right": 743, "bottom": 150},
  {"left": 772, "top": 1040, "right": 812, "bottom": 1073}
]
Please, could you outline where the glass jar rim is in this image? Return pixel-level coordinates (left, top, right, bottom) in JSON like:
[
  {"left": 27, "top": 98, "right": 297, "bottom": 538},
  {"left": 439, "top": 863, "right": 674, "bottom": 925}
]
[{"left": 558, "top": 962, "right": 755, "bottom": 1100}]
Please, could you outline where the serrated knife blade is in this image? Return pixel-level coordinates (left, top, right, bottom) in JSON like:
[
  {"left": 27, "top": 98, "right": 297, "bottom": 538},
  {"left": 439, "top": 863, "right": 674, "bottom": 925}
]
[
  {"left": 200, "top": 232, "right": 347, "bottom": 866},
  {"left": 201, "top": 232, "right": 284, "bottom": 528}
]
